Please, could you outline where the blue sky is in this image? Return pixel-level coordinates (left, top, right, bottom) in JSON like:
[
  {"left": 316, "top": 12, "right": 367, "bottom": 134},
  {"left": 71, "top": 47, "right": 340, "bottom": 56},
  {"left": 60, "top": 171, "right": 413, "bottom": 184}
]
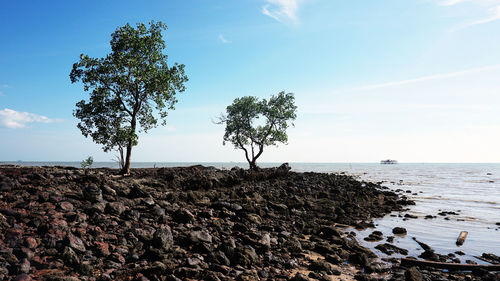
[{"left": 1, "top": 0, "right": 499, "bottom": 162}]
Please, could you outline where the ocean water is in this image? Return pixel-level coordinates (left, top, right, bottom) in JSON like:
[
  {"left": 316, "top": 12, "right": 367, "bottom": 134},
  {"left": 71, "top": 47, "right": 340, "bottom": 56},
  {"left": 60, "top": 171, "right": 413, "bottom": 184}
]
[{"left": 1, "top": 161, "right": 499, "bottom": 263}]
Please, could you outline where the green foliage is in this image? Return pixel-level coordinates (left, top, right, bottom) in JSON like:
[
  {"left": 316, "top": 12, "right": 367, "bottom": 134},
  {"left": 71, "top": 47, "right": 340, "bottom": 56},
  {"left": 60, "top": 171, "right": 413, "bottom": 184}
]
[
  {"left": 80, "top": 156, "right": 94, "bottom": 169},
  {"left": 70, "top": 21, "right": 188, "bottom": 174},
  {"left": 219, "top": 91, "right": 297, "bottom": 170}
]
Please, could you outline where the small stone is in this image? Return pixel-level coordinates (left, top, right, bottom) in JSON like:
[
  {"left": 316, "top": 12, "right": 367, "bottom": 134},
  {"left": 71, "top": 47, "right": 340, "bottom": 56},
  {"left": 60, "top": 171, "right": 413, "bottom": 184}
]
[
  {"left": 106, "top": 202, "right": 127, "bottom": 216},
  {"left": 234, "top": 246, "right": 258, "bottom": 267},
  {"left": 62, "top": 246, "right": 80, "bottom": 266},
  {"left": 94, "top": 241, "right": 110, "bottom": 256},
  {"left": 153, "top": 226, "right": 174, "bottom": 251},
  {"left": 14, "top": 273, "right": 32, "bottom": 281},
  {"left": 83, "top": 184, "right": 102, "bottom": 202},
  {"left": 172, "top": 208, "right": 195, "bottom": 223},
  {"left": 65, "top": 233, "right": 86, "bottom": 253},
  {"left": 404, "top": 267, "right": 423, "bottom": 281},
  {"left": 18, "top": 258, "right": 30, "bottom": 274},
  {"left": 189, "top": 230, "right": 212, "bottom": 244},
  {"left": 58, "top": 202, "right": 74, "bottom": 212},
  {"left": 290, "top": 273, "right": 310, "bottom": 281},
  {"left": 392, "top": 227, "right": 407, "bottom": 235},
  {"left": 24, "top": 237, "right": 37, "bottom": 249}
]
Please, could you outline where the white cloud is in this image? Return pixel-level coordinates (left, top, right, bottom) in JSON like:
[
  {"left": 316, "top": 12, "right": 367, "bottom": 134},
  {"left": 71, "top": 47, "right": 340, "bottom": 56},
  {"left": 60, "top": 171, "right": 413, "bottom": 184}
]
[
  {"left": 262, "top": 0, "right": 302, "bottom": 23},
  {"left": 436, "top": 0, "right": 500, "bottom": 27},
  {"left": 438, "top": 0, "right": 471, "bottom": 6},
  {"left": 345, "top": 64, "right": 500, "bottom": 92},
  {"left": 218, "top": 34, "right": 230, "bottom": 43},
  {"left": 466, "top": 4, "right": 500, "bottom": 26},
  {"left": 0, "top": 108, "right": 56, "bottom": 128}
]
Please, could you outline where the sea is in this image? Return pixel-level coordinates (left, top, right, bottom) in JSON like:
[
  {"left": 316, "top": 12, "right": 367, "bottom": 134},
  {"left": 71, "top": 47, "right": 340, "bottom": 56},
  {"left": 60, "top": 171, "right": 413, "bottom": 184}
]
[{"left": 1, "top": 161, "right": 499, "bottom": 263}]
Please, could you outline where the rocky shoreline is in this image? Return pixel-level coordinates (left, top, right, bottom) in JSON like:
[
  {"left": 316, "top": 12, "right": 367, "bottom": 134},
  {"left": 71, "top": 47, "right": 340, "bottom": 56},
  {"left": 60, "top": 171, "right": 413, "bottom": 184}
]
[{"left": 0, "top": 164, "right": 498, "bottom": 281}]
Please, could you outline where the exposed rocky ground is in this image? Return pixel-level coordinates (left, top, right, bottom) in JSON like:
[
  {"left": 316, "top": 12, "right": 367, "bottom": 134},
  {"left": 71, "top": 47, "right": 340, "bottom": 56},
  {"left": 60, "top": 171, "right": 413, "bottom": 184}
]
[{"left": 0, "top": 164, "right": 498, "bottom": 281}]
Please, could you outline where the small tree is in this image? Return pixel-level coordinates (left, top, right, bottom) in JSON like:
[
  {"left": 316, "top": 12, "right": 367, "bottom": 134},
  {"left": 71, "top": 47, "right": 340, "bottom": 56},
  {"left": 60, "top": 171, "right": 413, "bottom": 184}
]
[
  {"left": 218, "top": 91, "right": 297, "bottom": 170},
  {"left": 70, "top": 21, "right": 188, "bottom": 174},
  {"left": 81, "top": 156, "right": 94, "bottom": 169}
]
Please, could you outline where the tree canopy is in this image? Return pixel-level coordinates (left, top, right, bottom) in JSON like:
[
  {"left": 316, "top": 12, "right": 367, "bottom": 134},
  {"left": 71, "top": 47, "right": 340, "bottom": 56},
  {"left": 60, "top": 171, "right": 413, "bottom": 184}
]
[
  {"left": 219, "top": 91, "right": 297, "bottom": 170},
  {"left": 70, "top": 21, "right": 188, "bottom": 174}
]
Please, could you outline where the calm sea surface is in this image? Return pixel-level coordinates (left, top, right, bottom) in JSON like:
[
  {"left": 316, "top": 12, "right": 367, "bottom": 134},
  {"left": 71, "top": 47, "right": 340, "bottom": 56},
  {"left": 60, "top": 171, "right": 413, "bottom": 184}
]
[{"left": 2, "top": 162, "right": 499, "bottom": 262}]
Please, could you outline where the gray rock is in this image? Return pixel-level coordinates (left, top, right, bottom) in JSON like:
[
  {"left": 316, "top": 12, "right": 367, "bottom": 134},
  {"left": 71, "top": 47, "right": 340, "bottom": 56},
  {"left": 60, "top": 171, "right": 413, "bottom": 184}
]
[
  {"left": 106, "top": 201, "right": 127, "bottom": 215},
  {"left": 65, "top": 233, "right": 86, "bottom": 253},
  {"left": 152, "top": 225, "right": 174, "bottom": 251},
  {"left": 62, "top": 246, "right": 80, "bottom": 265},
  {"left": 405, "top": 266, "right": 423, "bottom": 281},
  {"left": 189, "top": 230, "right": 212, "bottom": 244},
  {"left": 14, "top": 274, "right": 32, "bottom": 281},
  {"left": 173, "top": 208, "right": 195, "bottom": 223},
  {"left": 83, "top": 184, "right": 102, "bottom": 202},
  {"left": 18, "top": 258, "right": 30, "bottom": 274},
  {"left": 234, "top": 246, "right": 258, "bottom": 267}
]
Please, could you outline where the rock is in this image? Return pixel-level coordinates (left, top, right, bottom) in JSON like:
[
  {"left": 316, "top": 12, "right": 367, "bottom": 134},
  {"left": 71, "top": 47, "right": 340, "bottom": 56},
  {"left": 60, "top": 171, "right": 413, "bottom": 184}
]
[
  {"left": 419, "top": 249, "right": 439, "bottom": 261},
  {"left": 65, "top": 233, "right": 86, "bottom": 253},
  {"left": 259, "top": 233, "right": 271, "bottom": 248},
  {"left": 246, "top": 214, "right": 262, "bottom": 224},
  {"left": 375, "top": 243, "right": 409, "bottom": 255},
  {"left": 94, "top": 241, "right": 111, "bottom": 256},
  {"left": 234, "top": 246, "right": 258, "bottom": 267},
  {"left": 364, "top": 231, "right": 383, "bottom": 242},
  {"left": 189, "top": 230, "right": 212, "bottom": 244},
  {"left": 236, "top": 270, "right": 260, "bottom": 281},
  {"left": 102, "top": 185, "right": 117, "bottom": 196},
  {"left": 309, "top": 259, "right": 333, "bottom": 273},
  {"left": 0, "top": 165, "right": 419, "bottom": 280},
  {"left": 291, "top": 273, "right": 310, "bottom": 281},
  {"left": 83, "top": 184, "right": 103, "bottom": 202},
  {"left": 392, "top": 227, "right": 407, "bottom": 235},
  {"left": 18, "top": 258, "right": 30, "bottom": 274},
  {"left": 24, "top": 237, "right": 38, "bottom": 249},
  {"left": 153, "top": 225, "right": 174, "bottom": 251},
  {"left": 284, "top": 238, "right": 302, "bottom": 253},
  {"left": 58, "top": 201, "right": 74, "bottom": 212},
  {"left": 62, "top": 246, "right": 80, "bottom": 265},
  {"left": 405, "top": 267, "right": 423, "bottom": 281},
  {"left": 319, "top": 226, "right": 342, "bottom": 238},
  {"left": 89, "top": 202, "right": 106, "bottom": 213},
  {"left": 106, "top": 201, "right": 127, "bottom": 215},
  {"left": 173, "top": 208, "right": 195, "bottom": 223},
  {"left": 14, "top": 274, "right": 32, "bottom": 281}
]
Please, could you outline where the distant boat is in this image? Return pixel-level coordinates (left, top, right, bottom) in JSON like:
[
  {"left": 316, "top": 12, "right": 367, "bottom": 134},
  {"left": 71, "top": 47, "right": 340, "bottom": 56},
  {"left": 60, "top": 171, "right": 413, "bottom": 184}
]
[{"left": 380, "top": 159, "right": 398, "bottom": 164}]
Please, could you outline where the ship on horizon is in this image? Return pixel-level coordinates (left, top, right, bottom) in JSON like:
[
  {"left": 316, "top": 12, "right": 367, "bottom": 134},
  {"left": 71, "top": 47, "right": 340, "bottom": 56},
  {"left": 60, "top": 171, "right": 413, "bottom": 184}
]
[{"left": 380, "top": 159, "right": 398, "bottom": 164}]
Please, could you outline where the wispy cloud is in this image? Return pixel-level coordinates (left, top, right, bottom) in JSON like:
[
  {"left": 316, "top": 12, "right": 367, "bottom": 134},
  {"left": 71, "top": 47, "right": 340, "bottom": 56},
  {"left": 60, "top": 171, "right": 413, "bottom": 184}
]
[
  {"left": 436, "top": 0, "right": 500, "bottom": 27},
  {"left": 347, "top": 64, "right": 500, "bottom": 91},
  {"left": 438, "top": 0, "right": 471, "bottom": 6},
  {"left": 218, "top": 34, "right": 230, "bottom": 44},
  {"left": 0, "top": 108, "right": 57, "bottom": 128},
  {"left": 262, "top": 0, "right": 302, "bottom": 23},
  {"left": 466, "top": 5, "right": 500, "bottom": 26}
]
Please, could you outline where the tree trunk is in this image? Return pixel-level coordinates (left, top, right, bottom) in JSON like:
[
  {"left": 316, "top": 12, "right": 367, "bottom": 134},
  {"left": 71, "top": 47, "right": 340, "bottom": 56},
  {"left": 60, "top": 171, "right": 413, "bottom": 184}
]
[
  {"left": 121, "top": 117, "right": 136, "bottom": 175},
  {"left": 122, "top": 143, "right": 132, "bottom": 175},
  {"left": 249, "top": 159, "right": 258, "bottom": 171}
]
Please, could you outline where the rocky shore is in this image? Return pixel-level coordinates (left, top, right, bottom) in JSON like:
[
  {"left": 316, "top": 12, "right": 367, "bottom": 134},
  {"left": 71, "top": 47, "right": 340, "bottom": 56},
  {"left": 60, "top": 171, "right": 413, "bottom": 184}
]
[{"left": 0, "top": 164, "right": 497, "bottom": 281}]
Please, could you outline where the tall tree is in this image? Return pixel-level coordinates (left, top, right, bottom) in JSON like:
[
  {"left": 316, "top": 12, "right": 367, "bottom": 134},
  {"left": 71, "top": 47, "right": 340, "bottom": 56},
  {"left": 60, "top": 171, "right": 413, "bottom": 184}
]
[
  {"left": 70, "top": 21, "right": 188, "bottom": 174},
  {"left": 219, "top": 91, "right": 297, "bottom": 170}
]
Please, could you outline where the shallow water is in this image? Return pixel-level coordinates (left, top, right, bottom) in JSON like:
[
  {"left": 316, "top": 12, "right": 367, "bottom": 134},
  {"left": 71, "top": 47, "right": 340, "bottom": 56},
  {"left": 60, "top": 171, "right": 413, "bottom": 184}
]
[
  {"left": 2, "top": 161, "right": 499, "bottom": 263},
  {"left": 293, "top": 163, "right": 500, "bottom": 264}
]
